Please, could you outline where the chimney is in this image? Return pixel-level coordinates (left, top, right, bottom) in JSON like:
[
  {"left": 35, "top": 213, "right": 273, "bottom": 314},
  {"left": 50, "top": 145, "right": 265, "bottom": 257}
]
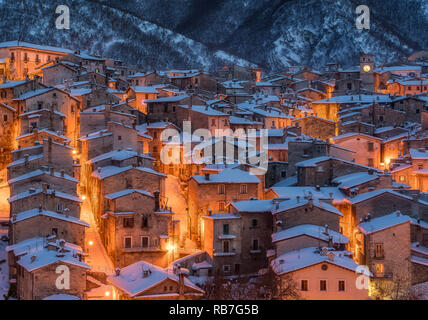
[
  {"left": 324, "top": 224, "right": 329, "bottom": 235},
  {"left": 328, "top": 236, "right": 333, "bottom": 248},
  {"left": 154, "top": 190, "right": 160, "bottom": 212},
  {"left": 24, "top": 153, "right": 29, "bottom": 164},
  {"left": 204, "top": 173, "right": 210, "bottom": 181},
  {"left": 328, "top": 252, "right": 335, "bottom": 261},
  {"left": 296, "top": 195, "right": 300, "bottom": 203},
  {"left": 178, "top": 265, "right": 185, "bottom": 299},
  {"left": 50, "top": 167, "right": 55, "bottom": 176},
  {"left": 207, "top": 209, "right": 212, "bottom": 216},
  {"left": 115, "top": 268, "right": 120, "bottom": 276},
  {"left": 29, "top": 187, "right": 36, "bottom": 194},
  {"left": 60, "top": 169, "right": 65, "bottom": 178},
  {"left": 368, "top": 169, "right": 374, "bottom": 175},
  {"left": 38, "top": 205, "right": 43, "bottom": 213},
  {"left": 316, "top": 185, "right": 321, "bottom": 191},
  {"left": 31, "top": 256, "right": 36, "bottom": 263}
]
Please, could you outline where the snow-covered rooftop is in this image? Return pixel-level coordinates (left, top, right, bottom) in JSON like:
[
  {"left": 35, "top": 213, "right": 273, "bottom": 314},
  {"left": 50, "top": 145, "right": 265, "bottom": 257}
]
[{"left": 272, "top": 224, "right": 349, "bottom": 244}]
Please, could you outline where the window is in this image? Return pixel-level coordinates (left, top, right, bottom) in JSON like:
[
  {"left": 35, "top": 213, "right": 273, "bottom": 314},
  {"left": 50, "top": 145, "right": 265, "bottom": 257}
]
[
  {"left": 347, "top": 83, "right": 352, "bottom": 90},
  {"left": 251, "top": 219, "right": 258, "bottom": 228},
  {"left": 141, "top": 236, "right": 149, "bottom": 248},
  {"left": 223, "top": 224, "right": 229, "bottom": 235},
  {"left": 3, "top": 115, "right": 7, "bottom": 122},
  {"left": 223, "top": 240, "right": 230, "bottom": 253},
  {"left": 375, "top": 243, "right": 384, "bottom": 258},
  {"left": 52, "top": 228, "right": 58, "bottom": 235},
  {"left": 124, "top": 237, "right": 132, "bottom": 248},
  {"left": 164, "top": 104, "right": 168, "bottom": 112},
  {"left": 118, "top": 135, "right": 122, "bottom": 141},
  {"left": 123, "top": 217, "right": 134, "bottom": 228},
  {"left": 320, "top": 280, "right": 327, "bottom": 291},
  {"left": 218, "top": 184, "right": 225, "bottom": 194},
  {"left": 301, "top": 280, "right": 308, "bottom": 291},
  {"left": 375, "top": 264, "right": 384, "bottom": 277},
  {"left": 367, "top": 142, "right": 374, "bottom": 151},
  {"left": 240, "top": 184, "right": 247, "bottom": 194},
  {"left": 141, "top": 216, "right": 149, "bottom": 228},
  {"left": 219, "top": 202, "right": 225, "bottom": 211},
  {"left": 338, "top": 280, "right": 345, "bottom": 292},
  {"left": 368, "top": 158, "right": 374, "bottom": 167},
  {"left": 223, "top": 265, "right": 231, "bottom": 274},
  {"left": 234, "top": 264, "right": 240, "bottom": 274},
  {"left": 56, "top": 203, "right": 62, "bottom": 213},
  {"left": 252, "top": 239, "right": 259, "bottom": 251},
  {"left": 212, "top": 119, "right": 216, "bottom": 126},
  {"left": 399, "top": 175, "right": 405, "bottom": 182}
]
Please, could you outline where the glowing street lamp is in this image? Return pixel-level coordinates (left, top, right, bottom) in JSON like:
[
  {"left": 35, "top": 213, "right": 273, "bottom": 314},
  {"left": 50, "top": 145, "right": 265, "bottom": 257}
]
[{"left": 88, "top": 240, "right": 94, "bottom": 246}]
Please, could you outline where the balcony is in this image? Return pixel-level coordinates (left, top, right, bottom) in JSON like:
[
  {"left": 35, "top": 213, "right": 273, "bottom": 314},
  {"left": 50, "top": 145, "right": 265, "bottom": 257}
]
[
  {"left": 218, "top": 234, "right": 236, "bottom": 240},
  {"left": 123, "top": 246, "right": 164, "bottom": 253}
]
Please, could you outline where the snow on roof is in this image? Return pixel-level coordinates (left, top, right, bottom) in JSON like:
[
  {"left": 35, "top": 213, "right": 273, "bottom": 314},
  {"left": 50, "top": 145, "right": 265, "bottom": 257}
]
[
  {"left": 313, "top": 94, "right": 391, "bottom": 104},
  {"left": 8, "top": 168, "right": 79, "bottom": 184},
  {"left": 331, "top": 132, "right": 382, "bottom": 142},
  {"left": 273, "top": 197, "right": 343, "bottom": 216},
  {"left": 271, "top": 247, "right": 359, "bottom": 275},
  {"left": 0, "top": 40, "right": 74, "bottom": 54},
  {"left": 295, "top": 156, "right": 331, "bottom": 167},
  {"left": 232, "top": 199, "right": 276, "bottom": 212},
  {"left": 88, "top": 149, "right": 151, "bottom": 164},
  {"left": 376, "top": 65, "right": 421, "bottom": 72},
  {"left": 7, "top": 154, "right": 43, "bottom": 168},
  {"left": 410, "top": 148, "right": 428, "bottom": 159},
  {"left": 17, "top": 240, "right": 89, "bottom": 272},
  {"left": 272, "top": 224, "right": 349, "bottom": 244},
  {"left": 0, "top": 80, "right": 27, "bottom": 88},
  {"left": 145, "top": 94, "right": 189, "bottom": 103},
  {"left": 332, "top": 172, "right": 379, "bottom": 189},
  {"left": 12, "top": 208, "right": 89, "bottom": 227},
  {"left": 229, "top": 116, "right": 263, "bottom": 125},
  {"left": 271, "top": 186, "right": 344, "bottom": 200},
  {"left": 105, "top": 189, "right": 153, "bottom": 200},
  {"left": 192, "top": 168, "right": 260, "bottom": 184},
  {"left": 411, "top": 242, "right": 428, "bottom": 257},
  {"left": 179, "top": 104, "right": 228, "bottom": 116},
  {"left": 78, "top": 129, "right": 112, "bottom": 141},
  {"left": 7, "top": 236, "right": 82, "bottom": 256},
  {"left": 130, "top": 86, "right": 159, "bottom": 94},
  {"left": 203, "top": 213, "right": 241, "bottom": 220},
  {"left": 358, "top": 212, "right": 411, "bottom": 235},
  {"left": 272, "top": 176, "right": 297, "bottom": 187},
  {"left": 8, "top": 188, "right": 82, "bottom": 203},
  {"left": 16, "top": 129, "right": 71, "bottom": 142},
  {"left": 13, "top": 88, "right": 53, "bottom": 100},
  {"left": 70, "top": 88, "right": 92, "bottom": 96},
  {"left": 221, "top": 80, "right": 247, "bottom": 89},
  {"left": 344, "top": 189, "right": 415, "bottom": 204},
  {"left": 296, "top": 155, "right": 383, "bottom": 173},
  {"left": 43, "top": 294, "right": 80, "bottom": 300},
  {"left": 107, "top": 261, "right": 203, "bottom": 298},
  {"left": 0, "top": 102, "right": 16, "bottom": 112},
  {"left": 91, "top": 165, "right": 166, "bottom": 180}
]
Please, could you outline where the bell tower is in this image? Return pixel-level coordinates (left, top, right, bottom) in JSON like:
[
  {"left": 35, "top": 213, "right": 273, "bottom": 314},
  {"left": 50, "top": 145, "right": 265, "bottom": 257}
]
[{"left": 360, "top": 54, "right": 375, "bottom": 92}]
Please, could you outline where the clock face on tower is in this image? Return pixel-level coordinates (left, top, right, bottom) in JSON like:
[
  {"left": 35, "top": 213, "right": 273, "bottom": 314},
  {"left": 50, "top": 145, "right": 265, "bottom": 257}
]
[{"left": 363, "top": 64, "right": 371, "bottom": 72}]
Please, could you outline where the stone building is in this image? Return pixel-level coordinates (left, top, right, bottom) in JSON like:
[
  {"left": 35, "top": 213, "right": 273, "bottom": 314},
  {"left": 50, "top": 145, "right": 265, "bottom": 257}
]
[
  {"left": 101, "top": 189, "right": 178, "bottom": 268},
  {"left": 355, "top": 212, "right": 412, "bottom": 297},
  {"left": 108, "top": 261, "right": 204, "bottom": 300},
  {"left": 188, "top": 168, "right": 263, "bottom": 242},
  {"left": 9, "top": 207, "right": 88, "bottom": 247},
  {"left": 13, "top": 238, "right": 89, "bottom": 300}
]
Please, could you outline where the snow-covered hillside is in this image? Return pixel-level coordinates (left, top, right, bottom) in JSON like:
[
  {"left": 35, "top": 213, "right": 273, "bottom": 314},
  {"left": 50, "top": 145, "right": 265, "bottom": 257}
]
[{"left": 0, "top": 0, "right": 426, "bottom": 71}]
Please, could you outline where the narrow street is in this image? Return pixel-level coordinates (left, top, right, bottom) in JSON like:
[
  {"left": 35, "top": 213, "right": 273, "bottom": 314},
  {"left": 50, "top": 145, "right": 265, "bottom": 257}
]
[
  {"left": 0, "top": 169, "right": 10, "bottom": 219},
  {"left": 80, "top": 198, "right": 115, "bottom": 275},
  {"left": 165, "top": 175, "right": 198, "bottom": 250}
]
